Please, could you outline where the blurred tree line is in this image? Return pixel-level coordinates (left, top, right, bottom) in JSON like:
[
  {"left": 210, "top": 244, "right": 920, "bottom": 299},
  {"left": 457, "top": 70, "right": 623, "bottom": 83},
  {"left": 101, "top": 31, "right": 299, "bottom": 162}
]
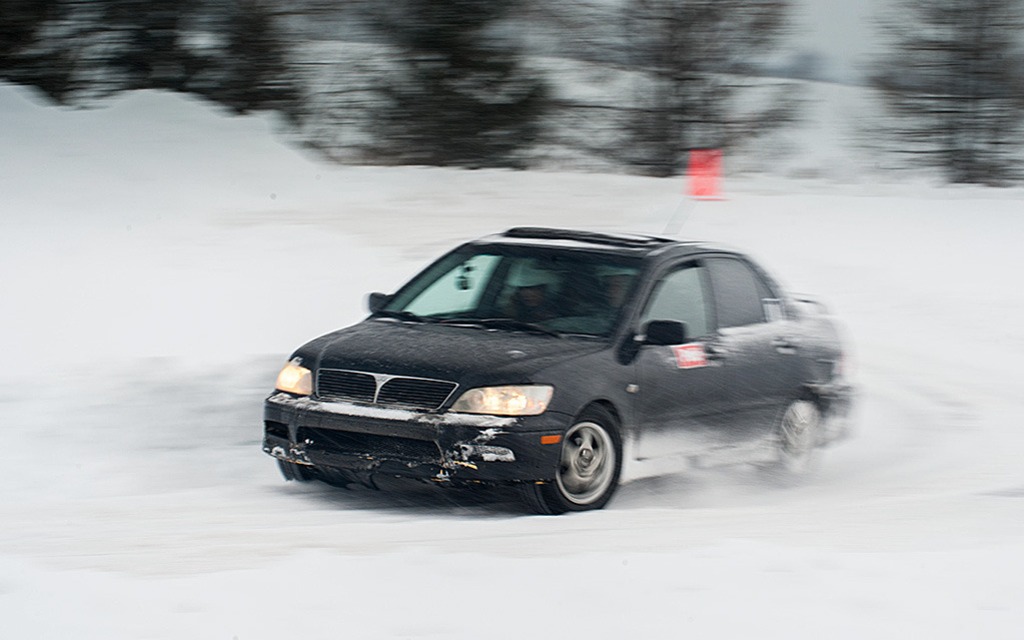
[
  {"left": 0, "top": 0, "right": 297, "bottom": 113},
  {"left": 0, "top": 0, "right": 797, "bottom": 174},
  {"left": 870, "top": 0, "right": 1024, "bottom": 185},
  {"left": 3, "top": 0, "right": 1023, "bottom": 182}
]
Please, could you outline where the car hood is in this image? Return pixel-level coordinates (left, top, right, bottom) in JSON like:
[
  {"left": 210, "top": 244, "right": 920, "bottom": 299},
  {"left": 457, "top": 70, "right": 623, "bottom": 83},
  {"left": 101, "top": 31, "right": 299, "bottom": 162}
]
[{"left": 294, "top": 318, "right": 608, "bottom": 388}]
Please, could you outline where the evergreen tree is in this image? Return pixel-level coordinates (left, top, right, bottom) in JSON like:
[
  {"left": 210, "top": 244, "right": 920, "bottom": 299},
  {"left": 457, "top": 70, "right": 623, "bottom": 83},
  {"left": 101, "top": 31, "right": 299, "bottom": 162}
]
[
  {"left": 870, "top": 0, "right": 1024, "bottom": 184},
  {"left": 101, "top": 0, "right": 199, "bottom": 91},
  {"left": 0, "top": 0, "right": 74, "bottom": 100},
  {"left": 192, "top": 0, "right": 299, "bottom": 117},
  {"left": 369, "top": 0, "right": 549, "bottom": 168},
  {"left": 0, "top": 0, "right": 57, "bottom": 60}
]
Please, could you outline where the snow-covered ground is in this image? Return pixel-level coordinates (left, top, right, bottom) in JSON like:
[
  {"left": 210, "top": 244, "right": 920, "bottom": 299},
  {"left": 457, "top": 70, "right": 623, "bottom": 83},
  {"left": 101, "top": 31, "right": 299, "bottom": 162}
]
[{"left": 2, "top": 81, "right": 1023, "bottom": 639}]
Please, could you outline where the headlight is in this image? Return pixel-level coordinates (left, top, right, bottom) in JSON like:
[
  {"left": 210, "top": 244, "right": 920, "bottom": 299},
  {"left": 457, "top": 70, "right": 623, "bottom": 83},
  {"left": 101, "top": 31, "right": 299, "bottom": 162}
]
[
  {"left": 450, "top": 385, "right": 553, "bottom": 416},
  {"left": 275, "top": 359, "right": 312, "bottom": 396}
]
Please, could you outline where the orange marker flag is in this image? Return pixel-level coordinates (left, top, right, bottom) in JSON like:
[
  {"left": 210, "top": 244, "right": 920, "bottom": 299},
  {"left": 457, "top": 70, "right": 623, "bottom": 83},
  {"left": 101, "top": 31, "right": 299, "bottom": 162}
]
[{"left": 686, "top": 149, "right": 723, "bottom": 200}]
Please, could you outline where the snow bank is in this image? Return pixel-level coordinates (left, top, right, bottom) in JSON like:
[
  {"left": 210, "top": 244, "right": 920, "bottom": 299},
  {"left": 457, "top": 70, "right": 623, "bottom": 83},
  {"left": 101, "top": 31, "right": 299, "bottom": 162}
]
[{"left": 2, "top": 80, "right": 1023, "bottom": 639}]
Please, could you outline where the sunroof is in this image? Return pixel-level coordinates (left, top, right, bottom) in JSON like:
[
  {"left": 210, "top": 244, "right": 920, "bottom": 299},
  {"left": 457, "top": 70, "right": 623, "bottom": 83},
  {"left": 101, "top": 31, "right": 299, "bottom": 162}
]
[{"left": 503, "top": 227, "right": 674, "bottom": 248}]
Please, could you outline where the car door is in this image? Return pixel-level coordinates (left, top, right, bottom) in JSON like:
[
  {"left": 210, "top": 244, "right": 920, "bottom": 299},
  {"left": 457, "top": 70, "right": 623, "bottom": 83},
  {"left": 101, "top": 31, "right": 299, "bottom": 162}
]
[
  {"left": 702, "top": 256, "right": 803, "bottom": 442},
  {"left": 633, "top": 260, "right": 734, "bottom": 460}
]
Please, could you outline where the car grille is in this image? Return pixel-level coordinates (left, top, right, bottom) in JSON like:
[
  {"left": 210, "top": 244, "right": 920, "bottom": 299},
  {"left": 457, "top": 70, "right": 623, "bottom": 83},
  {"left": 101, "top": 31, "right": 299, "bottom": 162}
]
[
  {"left": 318, "top": 370, "right": 377, "bottom": 403},
  {"left": 316, "top": 369, "right": 458, "bottom": 411}
]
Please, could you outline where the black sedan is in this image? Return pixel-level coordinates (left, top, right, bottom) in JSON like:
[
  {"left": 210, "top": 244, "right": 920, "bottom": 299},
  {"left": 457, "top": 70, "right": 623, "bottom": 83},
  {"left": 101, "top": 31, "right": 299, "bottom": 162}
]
[{"left": 263, "top": 227, "right": 853, "bottom": 514}]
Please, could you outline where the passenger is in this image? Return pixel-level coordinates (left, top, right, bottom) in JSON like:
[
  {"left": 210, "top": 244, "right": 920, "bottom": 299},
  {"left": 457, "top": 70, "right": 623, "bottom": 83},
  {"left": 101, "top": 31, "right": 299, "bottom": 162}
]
[{"left": 505, "top": 260, "right": 560, "bottom": 323}]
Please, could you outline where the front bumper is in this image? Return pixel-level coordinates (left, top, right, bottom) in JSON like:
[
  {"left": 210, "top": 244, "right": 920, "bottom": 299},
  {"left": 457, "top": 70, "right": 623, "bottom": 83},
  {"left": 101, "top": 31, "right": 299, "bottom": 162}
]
[{"left": 262, "top": 393, "right": 567, "bottom": 485}]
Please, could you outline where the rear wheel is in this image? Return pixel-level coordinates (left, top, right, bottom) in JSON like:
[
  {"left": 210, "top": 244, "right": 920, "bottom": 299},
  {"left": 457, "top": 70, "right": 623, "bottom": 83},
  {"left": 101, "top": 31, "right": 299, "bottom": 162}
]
[
  {"left": 772, "top": 399, "right": 822, "bottom": 475},
  {"left": 521, "top": 405, "right": 622, "bottom": 514}
]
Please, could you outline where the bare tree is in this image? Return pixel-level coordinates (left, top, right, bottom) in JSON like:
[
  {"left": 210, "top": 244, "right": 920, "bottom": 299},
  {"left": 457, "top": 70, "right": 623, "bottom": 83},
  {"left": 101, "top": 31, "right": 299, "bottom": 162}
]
[
  {"left": 622, "top": 0, "right": 796, "bottom": 177},
  {"left": 870, "top": 0, "right": 1024, "bottom": 184}
]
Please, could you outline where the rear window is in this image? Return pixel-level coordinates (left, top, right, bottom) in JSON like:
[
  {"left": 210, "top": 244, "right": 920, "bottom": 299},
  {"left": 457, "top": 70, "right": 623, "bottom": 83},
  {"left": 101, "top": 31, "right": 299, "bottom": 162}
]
[{"left": 706, "top": 257, "right": 773, "bottom": 328}]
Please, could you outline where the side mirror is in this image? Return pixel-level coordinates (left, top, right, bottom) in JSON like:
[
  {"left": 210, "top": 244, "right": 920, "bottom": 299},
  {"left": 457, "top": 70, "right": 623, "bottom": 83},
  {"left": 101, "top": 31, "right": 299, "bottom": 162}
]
[
  {"left": 367, "top": 292, "right": 391, "bottom": 314},
  {"left": 642, "top": 320, "right": 688, "bottom": 346}
]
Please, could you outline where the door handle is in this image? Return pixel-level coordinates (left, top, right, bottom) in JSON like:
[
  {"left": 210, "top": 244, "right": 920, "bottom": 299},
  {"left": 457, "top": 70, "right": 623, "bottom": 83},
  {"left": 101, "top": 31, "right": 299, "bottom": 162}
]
[
  {"left": 705, "top": 343, "right": 727, "bottom": 360},
  {"left": 772, "top": 336, "right": 799, "bottom": 354}
]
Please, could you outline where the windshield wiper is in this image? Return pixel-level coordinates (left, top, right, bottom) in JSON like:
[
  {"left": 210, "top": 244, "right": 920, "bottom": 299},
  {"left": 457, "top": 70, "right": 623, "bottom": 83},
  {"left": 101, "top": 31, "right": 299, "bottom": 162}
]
[
  {"left": 374, "top": 310, "right": 433, "bottom": 323},
  {"left": 441, "top": 317, "right": 561, "bottom": 337}
]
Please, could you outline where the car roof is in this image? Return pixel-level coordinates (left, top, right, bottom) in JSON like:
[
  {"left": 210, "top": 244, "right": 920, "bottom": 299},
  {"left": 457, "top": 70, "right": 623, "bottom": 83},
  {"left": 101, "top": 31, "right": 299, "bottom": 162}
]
[{"left": 472, "top": 227, "right": 715, "bottom": 258}]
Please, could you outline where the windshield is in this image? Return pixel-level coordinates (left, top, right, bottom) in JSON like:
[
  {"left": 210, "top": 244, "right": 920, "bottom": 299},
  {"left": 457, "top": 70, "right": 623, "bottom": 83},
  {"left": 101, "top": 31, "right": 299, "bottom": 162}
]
[{"left": 380, "top": 246, "right": 642, "bottom": 337}]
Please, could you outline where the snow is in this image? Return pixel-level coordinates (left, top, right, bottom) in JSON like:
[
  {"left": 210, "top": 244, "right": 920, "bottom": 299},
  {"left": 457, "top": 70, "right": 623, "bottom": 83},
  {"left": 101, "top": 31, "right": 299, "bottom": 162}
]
[{"left": 2, "top": 79, "right": 1024, "bottom": 638}]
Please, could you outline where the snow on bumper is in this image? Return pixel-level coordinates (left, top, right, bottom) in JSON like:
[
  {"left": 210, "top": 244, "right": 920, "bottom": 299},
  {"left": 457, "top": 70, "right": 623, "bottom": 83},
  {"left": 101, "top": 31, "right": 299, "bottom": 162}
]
[{"left": 262, "top": 393, "right": 564, "bottom": 483}]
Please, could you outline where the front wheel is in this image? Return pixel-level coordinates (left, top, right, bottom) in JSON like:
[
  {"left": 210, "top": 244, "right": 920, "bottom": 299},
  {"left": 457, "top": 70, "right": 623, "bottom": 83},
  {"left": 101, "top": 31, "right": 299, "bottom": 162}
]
[{"left": 521, "top": 405, "right": 622, "bottom": 514}]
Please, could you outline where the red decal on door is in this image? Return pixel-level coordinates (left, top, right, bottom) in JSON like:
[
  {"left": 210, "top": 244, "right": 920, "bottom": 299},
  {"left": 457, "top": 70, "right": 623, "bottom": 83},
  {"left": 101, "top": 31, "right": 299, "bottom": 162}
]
[{"left": 672, "top": 344, "right": 707, "bottom": 369}]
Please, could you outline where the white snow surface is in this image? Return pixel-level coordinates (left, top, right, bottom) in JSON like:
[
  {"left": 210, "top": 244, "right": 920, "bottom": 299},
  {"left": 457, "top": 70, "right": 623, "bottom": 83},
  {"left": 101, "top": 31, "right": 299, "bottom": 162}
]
[{"left": 2, "top": 81, "right": 1024, "bottom": 639}]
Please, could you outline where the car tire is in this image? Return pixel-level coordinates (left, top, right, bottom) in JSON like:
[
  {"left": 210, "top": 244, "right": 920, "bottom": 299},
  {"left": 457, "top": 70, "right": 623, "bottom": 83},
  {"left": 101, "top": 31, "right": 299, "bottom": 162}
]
[
  {"left": 521, "top": 405, "right": 622, "bottom": 514},
  {"left": 771, "top": 398, "right": 822, "bottom": 476},
  {"left": 277, "top": 459, "right": 314, "bottom": 482}
]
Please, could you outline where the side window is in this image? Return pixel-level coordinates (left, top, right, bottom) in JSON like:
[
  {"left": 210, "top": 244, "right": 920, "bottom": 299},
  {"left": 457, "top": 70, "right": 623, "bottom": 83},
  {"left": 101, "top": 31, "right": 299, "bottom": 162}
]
[
  {"left": 640, "top": 264, "right": 710, "bottom": 338},
  {"left": 706, "top": 257, "right": 773, "bottom": 328},
  {"left": 404, "top": 254, "right": 501, "bottom": 317}
]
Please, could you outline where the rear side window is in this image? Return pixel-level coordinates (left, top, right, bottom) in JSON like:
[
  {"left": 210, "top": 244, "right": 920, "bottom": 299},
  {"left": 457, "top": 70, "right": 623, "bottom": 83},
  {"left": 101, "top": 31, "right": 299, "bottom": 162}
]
[
  {"left": 706, "top": 257, "right": 773, "bottom": 328},
  {"left": 640, "top": 263, "right": 710, "bottom": 338}
]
